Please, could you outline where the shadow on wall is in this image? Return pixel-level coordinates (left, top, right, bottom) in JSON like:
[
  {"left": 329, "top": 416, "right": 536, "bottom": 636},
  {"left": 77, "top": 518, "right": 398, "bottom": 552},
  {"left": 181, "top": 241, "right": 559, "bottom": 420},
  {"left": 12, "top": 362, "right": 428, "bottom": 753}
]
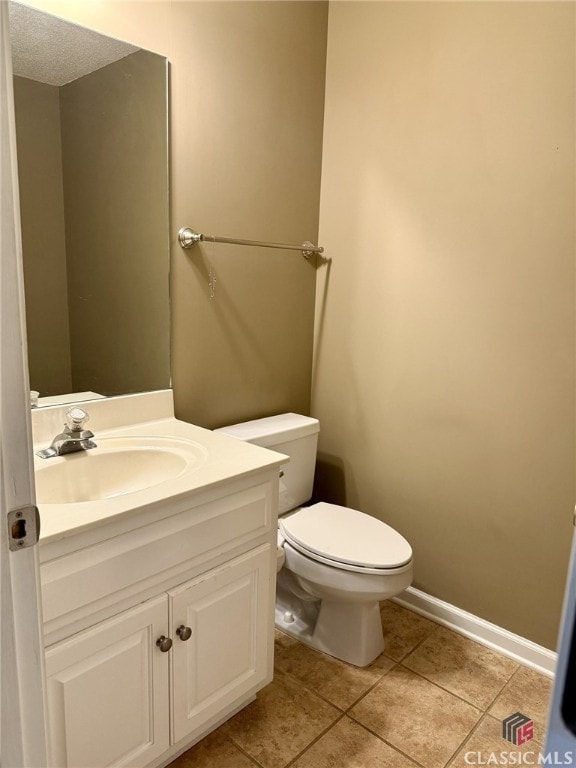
[{"left": 312, "top": 452, "right": 347, "bottom": 506}]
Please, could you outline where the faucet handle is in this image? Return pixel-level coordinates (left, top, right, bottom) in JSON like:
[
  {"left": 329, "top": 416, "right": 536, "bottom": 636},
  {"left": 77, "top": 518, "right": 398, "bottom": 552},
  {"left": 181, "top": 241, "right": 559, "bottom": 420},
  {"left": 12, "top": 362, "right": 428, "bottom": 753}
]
[{"left": 66, "top": 407, "right": 89, "bottom": 431}]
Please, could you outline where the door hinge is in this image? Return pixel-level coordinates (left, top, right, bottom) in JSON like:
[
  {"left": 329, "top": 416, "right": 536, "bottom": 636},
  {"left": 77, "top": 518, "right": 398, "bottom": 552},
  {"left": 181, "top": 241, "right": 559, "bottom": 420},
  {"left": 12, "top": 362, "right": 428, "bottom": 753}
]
[{"left": 7, "top": 505, "right": 40, "bottom": 551}]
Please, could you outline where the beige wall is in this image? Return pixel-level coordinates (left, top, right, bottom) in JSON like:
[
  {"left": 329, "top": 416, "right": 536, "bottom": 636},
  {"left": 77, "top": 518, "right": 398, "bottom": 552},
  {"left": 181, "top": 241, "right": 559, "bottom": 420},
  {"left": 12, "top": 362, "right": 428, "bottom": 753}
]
[
  {"left": 60, "top": 49, "right": 170, "bottom": 396},
  {"left": 23, "top": 0, "right": 328, "bottom": 428},
  {"left": 314, "top": 2, "right": 575, "bottom": 648},
  {"left": 169, "top": 2, "right": 327, "bottom": 428},
  {"left": 13, "top": 76, "right": 73, "bottom": 395}
]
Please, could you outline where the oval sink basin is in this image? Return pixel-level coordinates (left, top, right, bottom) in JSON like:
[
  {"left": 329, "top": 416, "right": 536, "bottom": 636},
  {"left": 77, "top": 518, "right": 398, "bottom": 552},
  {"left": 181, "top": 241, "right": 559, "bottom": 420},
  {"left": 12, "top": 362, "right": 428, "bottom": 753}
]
[{"left": 35, "top": 436, "right": 208, "bottom": 504}]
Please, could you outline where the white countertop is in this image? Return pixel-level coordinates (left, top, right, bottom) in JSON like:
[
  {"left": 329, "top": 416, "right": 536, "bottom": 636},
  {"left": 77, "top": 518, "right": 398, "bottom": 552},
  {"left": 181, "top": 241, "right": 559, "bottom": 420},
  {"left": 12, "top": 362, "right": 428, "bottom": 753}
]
[{"left": 33, "top": 395, "right": 286, "bottom": 544}]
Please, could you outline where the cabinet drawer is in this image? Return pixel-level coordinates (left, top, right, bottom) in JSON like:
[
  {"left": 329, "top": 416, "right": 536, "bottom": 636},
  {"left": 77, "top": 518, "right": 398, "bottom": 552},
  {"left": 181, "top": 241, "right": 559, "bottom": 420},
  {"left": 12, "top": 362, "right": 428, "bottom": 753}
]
[{"left": 42, "top": 482, "right": 273, "bottom": 634}]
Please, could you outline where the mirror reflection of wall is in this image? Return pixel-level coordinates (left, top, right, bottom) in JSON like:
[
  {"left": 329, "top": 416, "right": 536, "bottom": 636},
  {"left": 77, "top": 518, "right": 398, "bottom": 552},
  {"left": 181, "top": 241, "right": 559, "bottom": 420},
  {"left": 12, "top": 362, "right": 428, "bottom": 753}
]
[{"left": 10, "top": 1, "right": 170, "bottom": 405}]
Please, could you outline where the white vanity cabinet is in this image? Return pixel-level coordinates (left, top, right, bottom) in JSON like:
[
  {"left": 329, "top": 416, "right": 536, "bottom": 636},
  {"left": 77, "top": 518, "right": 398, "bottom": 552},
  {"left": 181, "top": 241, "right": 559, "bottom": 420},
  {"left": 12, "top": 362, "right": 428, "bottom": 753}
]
[{"left": 39, "top": 468, "right": 280, "bottom": 768}]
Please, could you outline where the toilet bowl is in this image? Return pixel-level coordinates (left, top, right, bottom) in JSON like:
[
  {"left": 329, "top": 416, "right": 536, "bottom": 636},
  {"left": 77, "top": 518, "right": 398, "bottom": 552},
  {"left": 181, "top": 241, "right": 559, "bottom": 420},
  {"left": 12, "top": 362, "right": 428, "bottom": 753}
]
[{"left": 216, "top": 414, "right": 413, "bottom": 667}]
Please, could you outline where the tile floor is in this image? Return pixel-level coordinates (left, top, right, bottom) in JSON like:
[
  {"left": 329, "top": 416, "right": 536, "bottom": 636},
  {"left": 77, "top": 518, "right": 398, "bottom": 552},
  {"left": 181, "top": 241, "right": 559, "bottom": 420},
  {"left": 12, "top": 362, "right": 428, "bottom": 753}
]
[{"left": 169, "top": 601, "right": 553, "bottom": 768}]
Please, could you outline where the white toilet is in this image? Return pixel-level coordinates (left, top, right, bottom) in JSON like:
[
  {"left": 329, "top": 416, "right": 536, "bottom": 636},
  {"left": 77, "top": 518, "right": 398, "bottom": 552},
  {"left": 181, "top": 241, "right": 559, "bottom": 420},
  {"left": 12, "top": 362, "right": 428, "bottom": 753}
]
[{"left": 216, "top": 413, "right": 413, "bottom": 667}]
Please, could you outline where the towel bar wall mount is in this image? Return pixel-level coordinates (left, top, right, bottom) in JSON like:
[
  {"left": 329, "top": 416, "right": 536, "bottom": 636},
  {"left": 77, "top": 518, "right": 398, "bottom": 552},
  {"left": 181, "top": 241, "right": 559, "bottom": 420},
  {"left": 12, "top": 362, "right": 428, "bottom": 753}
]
[{"left": 178, "top": 227, "right": 323, "bottom": 260}]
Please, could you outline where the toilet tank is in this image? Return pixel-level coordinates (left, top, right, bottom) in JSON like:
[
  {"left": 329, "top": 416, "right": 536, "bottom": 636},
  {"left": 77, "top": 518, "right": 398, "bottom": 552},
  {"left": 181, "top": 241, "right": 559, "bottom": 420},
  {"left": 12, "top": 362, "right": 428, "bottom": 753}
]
[{"left": 215, "top": 414, "right": 319, "bottom": 514}]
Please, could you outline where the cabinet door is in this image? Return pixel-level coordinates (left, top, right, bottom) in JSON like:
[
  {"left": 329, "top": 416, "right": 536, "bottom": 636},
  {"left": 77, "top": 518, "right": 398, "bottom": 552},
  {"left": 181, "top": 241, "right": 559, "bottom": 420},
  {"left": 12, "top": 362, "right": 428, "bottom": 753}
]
[
  {"left": 45, "top": 595, "right": 170, "bottom": 768},
  {"left": 170, "top": 544, "right": 272, "bottom": 744}
]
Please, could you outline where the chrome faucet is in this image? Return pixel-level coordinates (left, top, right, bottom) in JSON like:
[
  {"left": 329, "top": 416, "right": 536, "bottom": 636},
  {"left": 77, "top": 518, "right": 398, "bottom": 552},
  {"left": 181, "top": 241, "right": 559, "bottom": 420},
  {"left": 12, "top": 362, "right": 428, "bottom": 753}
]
[{"left": 36, "top": 407, "right": 97, "bottom": 459}]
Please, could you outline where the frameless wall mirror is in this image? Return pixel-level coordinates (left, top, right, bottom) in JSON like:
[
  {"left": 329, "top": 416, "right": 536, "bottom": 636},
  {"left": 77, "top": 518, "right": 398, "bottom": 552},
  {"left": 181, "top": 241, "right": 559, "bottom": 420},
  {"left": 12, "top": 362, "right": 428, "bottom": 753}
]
[{"left": 9, "top": 1, "right": 170, "bottom": 407}]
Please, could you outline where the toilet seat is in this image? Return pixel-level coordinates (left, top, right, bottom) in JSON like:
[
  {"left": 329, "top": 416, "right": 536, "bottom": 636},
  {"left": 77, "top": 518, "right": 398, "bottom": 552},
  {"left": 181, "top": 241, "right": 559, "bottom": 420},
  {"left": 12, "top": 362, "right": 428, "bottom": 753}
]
[{"left": 279, "top": 502, "right": 412, "bottom": 574}]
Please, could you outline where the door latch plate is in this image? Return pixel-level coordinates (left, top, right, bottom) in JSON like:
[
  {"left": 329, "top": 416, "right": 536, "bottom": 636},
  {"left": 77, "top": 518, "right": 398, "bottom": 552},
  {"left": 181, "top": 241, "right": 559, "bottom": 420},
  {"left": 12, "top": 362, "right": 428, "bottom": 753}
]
[{"left": 7, "top": 505, "right": 40, "bottom": 551}]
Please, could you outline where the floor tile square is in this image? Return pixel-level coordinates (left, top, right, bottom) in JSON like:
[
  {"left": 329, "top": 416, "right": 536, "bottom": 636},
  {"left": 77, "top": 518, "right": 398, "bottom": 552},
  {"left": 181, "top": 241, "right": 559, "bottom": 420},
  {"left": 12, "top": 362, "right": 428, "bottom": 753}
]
[
  {"left": 402, "top": 626, "right": 518, "bottom": 708},
  {"left": 221, "top": 670, "right": 340, "bottom": 768},
  {"left": 380, "top": 601, "right": 437, "bottom": 661},
  {"left": 449, "top": 714, "right": 544, "bottom": 767},
  {"left": 168, "top": 730, "right": 256, "bottom": 768},
  {"left": 489, "top": 666, "right": 553, "bottom": 745},
  {"left": 291, "top": 716, "right": 417, "bottom": 768},
  {"left": 350, "top": 665, "right": 481, "bottom": 768},
  {"left": 275, "top": 634, "right": 394, "bottom": 710}
]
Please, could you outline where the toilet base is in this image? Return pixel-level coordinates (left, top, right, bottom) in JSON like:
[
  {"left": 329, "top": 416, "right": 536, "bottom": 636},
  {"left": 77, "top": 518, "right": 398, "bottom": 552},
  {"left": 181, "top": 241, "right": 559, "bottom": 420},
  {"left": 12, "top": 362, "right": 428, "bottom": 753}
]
[{"left": 275, "top": 578, "right": 384, "bottom": 667}]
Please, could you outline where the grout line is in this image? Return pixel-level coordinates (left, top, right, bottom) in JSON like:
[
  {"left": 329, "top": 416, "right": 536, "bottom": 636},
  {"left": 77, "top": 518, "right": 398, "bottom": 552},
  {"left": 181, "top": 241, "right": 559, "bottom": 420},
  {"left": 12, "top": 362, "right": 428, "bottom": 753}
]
[
  {"left": 342, "top": 661, "right": 398, "bottom": 714},
  {"left": 282, "top": 713, "right": 348, "bottom": 768},
  {"left": 274, "top": 642, "right": 398, "bottom": 714},
  {"left": 219, "top": 731, "right": 266, "bottom": 768},
  {"left": 387, "top": 605, "right": 524, "bottom": 713},
  {"left": 272, "top": 664, "right": 347, "bottom": 713},
  {"left": 396, "top": 662, "right": 485, "bottom": 713},
  {"left": 345, "top": 712, "right": 426, "bottom": 768},
  {"left": 382, "top": 615, "right": 442, "bottom": 664},
  {"left": 439, "top": 707, "right": 545, "bottom": 768},
  {"left": 396, "top": 629, "right": 520, "bottom": 714},
  {"left": 482, "top": 664, "right": 519, "bottom": 714},
  {"left": 441, "top": 711, "right": 494, "bottom": 767}
]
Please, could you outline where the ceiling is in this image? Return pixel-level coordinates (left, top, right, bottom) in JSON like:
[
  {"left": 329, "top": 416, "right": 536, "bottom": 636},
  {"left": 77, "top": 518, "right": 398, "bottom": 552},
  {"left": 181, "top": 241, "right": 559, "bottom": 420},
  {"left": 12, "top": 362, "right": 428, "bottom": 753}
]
[{"left": 9, "top": 1, "right": 139, "bottom": 86}]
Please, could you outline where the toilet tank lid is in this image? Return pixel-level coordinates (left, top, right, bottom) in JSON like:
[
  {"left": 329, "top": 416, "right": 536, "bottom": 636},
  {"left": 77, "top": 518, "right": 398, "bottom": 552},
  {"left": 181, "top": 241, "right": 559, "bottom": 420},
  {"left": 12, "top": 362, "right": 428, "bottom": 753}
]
[{"left": 215, "top": 413, "right": 319, "bottom": 446}]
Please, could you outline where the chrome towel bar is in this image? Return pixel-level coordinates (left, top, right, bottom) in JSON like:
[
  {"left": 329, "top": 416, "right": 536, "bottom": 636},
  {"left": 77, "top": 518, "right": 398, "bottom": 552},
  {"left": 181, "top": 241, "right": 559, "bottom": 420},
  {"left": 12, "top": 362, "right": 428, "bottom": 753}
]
[{"left": 178, "top": 227, "right": 323, "bottom": 259}]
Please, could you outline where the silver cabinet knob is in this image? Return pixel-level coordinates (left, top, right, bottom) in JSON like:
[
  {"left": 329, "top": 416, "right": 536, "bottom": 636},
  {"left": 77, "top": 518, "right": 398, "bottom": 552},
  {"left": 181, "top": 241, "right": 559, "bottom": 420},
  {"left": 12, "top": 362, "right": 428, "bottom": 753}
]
[
  {"left": 156, "top": 635, "right": 172, "bottom": 652},
  {"left": 176, "top": 625, "right": 192, "bottom": 642}
]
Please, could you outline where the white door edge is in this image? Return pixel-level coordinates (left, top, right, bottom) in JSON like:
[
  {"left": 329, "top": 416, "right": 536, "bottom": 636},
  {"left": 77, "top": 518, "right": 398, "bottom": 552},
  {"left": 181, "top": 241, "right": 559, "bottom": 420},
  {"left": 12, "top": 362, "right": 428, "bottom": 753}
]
[{"left": 0, "top": 2, "right": 48, "bottom": 765}]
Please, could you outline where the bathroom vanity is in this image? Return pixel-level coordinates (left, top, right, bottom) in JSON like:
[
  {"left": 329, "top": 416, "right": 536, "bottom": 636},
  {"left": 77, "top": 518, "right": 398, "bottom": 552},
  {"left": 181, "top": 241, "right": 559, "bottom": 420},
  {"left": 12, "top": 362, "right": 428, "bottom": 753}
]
[{"left": 33, "top": 392, "right": 284, "bottom": 768}]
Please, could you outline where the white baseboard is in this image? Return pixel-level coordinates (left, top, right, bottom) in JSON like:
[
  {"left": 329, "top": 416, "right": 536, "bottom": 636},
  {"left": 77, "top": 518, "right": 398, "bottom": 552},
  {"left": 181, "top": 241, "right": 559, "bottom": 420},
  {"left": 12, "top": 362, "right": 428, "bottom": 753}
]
[{"left": 392, "top": 586, "right": 557, "bottom": 679}]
